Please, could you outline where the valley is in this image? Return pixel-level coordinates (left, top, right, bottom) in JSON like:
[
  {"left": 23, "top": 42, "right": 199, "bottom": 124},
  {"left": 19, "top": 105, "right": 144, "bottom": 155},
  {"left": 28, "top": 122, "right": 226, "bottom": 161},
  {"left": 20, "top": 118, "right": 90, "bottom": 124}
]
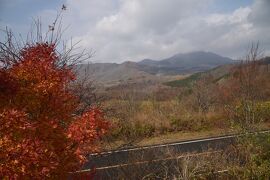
[{"left": 76, "top": 52, "right": 270, "bottom": 151}]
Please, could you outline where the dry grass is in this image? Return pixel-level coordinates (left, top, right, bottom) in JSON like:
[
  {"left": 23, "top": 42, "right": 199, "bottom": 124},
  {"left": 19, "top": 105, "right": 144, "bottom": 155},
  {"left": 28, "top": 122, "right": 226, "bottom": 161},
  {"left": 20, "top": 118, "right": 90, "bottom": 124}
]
[
  {"left": 137, "top": 128, "right": 231, "bottom": 147},
  {"left": 101, "top": 92, "right": 270, "bottom": 150},
  {"left": 102, "top": 122, "right": 270, "bottom": 150},
  {"left": 101, "top": 128, "right": 230, "bottom": 150}
]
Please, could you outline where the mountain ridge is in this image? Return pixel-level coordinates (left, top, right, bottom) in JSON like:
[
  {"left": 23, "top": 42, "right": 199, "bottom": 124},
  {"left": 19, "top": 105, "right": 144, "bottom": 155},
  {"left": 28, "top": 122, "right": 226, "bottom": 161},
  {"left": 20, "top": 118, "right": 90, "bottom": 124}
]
[{"left": 77, "top": 51, "right": 235, "bottom": 86}]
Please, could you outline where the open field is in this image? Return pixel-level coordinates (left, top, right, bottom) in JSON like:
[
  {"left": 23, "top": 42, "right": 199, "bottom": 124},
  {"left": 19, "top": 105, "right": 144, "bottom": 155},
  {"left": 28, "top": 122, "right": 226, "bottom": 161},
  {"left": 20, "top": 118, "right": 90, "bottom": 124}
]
[{"left": 95, "top": 59, "right": 270, "bottom": 153}]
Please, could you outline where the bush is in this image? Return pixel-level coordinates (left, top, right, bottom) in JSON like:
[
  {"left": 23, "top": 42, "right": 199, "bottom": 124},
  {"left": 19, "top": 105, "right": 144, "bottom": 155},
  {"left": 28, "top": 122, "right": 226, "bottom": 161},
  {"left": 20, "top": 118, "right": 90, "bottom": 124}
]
[
  {"left": 229, "top": 101, "right": 270, "bottom": 130},
  {"left": 226, "top": 134, "right": 270, "bottom": 179},
  {"left": 0, "top": 42, "right": 109, "bottom": 178}
]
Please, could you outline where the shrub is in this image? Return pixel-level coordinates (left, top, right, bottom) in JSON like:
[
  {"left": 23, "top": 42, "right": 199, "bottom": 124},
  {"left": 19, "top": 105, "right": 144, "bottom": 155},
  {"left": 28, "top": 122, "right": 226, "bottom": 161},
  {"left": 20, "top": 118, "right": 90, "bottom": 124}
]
[
  {"left": 229, "top": 101, "right": 270, "bottom": 130},
  {"left": 0, "top": 43, "right": 109, "bottom": 178}
]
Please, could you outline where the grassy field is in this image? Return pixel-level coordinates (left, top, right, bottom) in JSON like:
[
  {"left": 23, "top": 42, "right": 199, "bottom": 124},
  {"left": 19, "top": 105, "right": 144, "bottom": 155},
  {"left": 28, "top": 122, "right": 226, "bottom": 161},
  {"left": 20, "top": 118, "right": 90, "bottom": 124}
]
[
  {"left": 164, "top": 72, "right": 201, "bottom": 87},
  {"left": 99, "top": 60, "right": 270, "bottom": 151}
]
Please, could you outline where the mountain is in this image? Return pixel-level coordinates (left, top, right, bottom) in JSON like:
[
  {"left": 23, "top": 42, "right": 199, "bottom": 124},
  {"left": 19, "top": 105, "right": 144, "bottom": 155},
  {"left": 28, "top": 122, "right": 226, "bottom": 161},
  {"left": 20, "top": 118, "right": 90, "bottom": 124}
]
[
  {"left": 76, "top": 61, "right": 163, "bottom": 87},
  {"left": 77, "top": 51, "right": 234, "bottom": 86},
  {"left": 164, "top": 64, "right": 234, "bottom": 87},
  {"left": 165, "top": 56, "right": 270, "bottom": 88},
  {"left": 138, "top": 51, "right": 234, "bottom": 75}
]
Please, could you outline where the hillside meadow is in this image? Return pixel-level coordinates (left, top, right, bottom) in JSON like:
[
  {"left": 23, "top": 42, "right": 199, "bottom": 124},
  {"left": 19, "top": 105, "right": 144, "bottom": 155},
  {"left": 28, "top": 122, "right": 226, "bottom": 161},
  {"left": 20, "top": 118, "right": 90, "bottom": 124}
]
[{"left": 98, "top": 57, "right": 270, "bottom": 149}]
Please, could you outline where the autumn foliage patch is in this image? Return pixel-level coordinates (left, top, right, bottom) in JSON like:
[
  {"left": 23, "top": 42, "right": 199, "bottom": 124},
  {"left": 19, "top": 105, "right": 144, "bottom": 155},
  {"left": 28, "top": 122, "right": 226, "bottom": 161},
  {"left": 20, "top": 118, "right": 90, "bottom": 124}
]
[{"left": 0, "top": 43, "right": 109, "bottom": 178}]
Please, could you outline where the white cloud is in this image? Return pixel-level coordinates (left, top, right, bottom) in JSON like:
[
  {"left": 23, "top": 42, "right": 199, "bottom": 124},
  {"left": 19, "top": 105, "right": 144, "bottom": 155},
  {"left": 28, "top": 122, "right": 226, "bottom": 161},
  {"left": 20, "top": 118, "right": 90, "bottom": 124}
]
[
  {"left": 69, "top": 0, "right": 213, "bottom": 62},
  {"left": 34, "top": 0, "right": 270, "bottom": 62},
  {"left": 206, "top": 7, "right": 251, "bottom": 25}
]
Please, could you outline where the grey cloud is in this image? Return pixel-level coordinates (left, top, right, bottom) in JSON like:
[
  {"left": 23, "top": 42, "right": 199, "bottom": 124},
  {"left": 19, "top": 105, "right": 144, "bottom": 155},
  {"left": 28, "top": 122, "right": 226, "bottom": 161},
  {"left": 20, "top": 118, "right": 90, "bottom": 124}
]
[
  {"left": 132, "top": 0, "right": 211, "bottom": 34},
  {"left": 247, "top": 0, "right": 270, "bottom": 56},
  {"left": 37, "top": 0, "right": 270, "bottom": 62},
  {"left": 249, "top": 0, "right": 270, "bottom": 27}
]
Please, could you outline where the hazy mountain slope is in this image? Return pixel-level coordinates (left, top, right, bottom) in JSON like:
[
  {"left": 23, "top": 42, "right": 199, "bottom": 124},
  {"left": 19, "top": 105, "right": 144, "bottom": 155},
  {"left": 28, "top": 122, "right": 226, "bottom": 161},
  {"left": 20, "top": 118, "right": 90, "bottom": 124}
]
[
  {"left": 138, "top": 51, "right": 234, "bottom": 75},
  {"left": 76, "top": 62, "right": 164, "bottom": 86},
  {"left": 77, "top": 51, "right": 235, "bottom": 86},
  {"left": 163, "top": 51, "right": 233, "bottom": 66},
  {"left": 164, "top": 64, "right": 234, "bottom": 87},
  {"left": 165, "top": 57, "right": 270, "bottom": 87}
]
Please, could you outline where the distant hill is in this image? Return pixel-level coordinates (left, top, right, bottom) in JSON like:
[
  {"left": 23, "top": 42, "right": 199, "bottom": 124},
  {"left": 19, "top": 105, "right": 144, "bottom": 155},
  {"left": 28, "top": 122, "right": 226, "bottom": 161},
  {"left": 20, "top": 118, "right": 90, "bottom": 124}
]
[
  {"left": 165, "top": 56, "right": 270, "bottom": 88},
  {"left": 164, "top": 64, "right": 234, "bottom": 87},
  {"left": 77, "top": 51, "right": 235, "bottom": 86},
  {"left": 76, "top": 61, "right": 164, "bottom": 87},
  {"left": 138, "top": 51, "right": 234, "bottom": 75}
]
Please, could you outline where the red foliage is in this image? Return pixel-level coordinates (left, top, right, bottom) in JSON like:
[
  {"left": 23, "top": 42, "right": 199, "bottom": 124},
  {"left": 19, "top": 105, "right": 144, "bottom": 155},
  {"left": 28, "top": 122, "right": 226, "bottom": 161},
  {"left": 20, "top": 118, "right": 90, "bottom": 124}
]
[
  {"left": 0, "top": 70, "right": 18, "bottom": 100},
  {"left": 0, "top": 43, "right": 109, "bottom": 178}
]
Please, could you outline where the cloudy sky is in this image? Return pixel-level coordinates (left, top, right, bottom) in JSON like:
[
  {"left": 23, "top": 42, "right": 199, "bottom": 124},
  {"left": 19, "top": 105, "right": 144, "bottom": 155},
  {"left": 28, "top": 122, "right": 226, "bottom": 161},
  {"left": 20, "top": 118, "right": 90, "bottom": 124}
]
[{"left": 0, "top": 0, "right": 270, "bottom": 63}]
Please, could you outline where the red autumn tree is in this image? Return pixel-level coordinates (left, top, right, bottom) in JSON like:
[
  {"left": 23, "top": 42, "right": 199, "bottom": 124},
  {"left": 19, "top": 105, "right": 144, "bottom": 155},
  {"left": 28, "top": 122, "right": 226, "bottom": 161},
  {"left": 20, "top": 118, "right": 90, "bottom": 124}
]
[{"left": 0, "top": 42, "right": 109, "bottom": 178}]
